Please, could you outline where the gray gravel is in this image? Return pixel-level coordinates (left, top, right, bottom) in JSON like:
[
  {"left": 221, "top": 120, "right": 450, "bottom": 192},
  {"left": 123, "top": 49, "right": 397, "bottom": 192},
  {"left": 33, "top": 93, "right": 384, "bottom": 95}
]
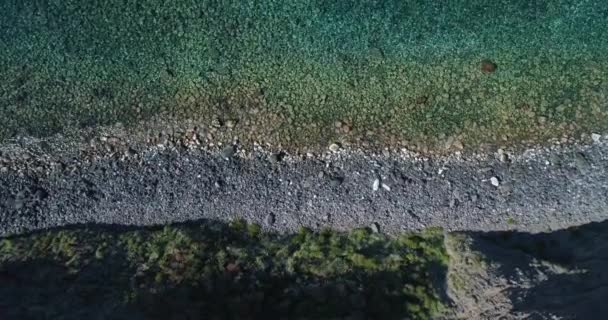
[{"left": 1, "top": 135, "right": 607, "bottom": 237}]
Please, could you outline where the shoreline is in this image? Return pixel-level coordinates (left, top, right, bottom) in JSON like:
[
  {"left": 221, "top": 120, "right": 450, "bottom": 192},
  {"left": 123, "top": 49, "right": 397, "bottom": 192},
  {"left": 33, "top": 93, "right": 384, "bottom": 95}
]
[{"left": 1, "top": 123, "right": 606, "bottom": 237}]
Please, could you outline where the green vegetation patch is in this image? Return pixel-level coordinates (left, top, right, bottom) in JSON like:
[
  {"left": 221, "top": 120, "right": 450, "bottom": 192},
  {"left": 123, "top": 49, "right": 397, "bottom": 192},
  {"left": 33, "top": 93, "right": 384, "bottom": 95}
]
[{"left": 0, "top": 220, "right": 448, "bottom": 319}]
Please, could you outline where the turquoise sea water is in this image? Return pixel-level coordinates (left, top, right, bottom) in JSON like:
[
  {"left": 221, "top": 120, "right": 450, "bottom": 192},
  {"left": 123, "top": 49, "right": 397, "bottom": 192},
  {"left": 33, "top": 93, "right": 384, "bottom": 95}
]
[{"left": 1, "top": 0, "right": 607, "bottom": 145}]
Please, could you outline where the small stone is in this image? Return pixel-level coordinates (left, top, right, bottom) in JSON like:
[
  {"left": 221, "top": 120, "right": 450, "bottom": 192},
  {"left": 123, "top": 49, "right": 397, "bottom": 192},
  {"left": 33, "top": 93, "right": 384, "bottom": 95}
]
[
  {"left": 265, "top": 213, "right": 275, "bottom": 226},
  {"left": 480, "top": 59, "right": 497, "bottom": 73},
  {"left": 499, "top": 184, "right": 512, "bottom": 195},
  {"left": 448, "top": 198, "right": 457, "bottom": 208},
  {"left": 302, "top": 179, "right": 312, "bottom": 188},
  {"left": 470, "top": 193, "right": 478, "bottom": 202},
  {"left": 453, "top": 140, "right": 464, "bottom": 150},
  {"left": 444, "top": 136, "right": 455, "bottom": 149},
  {"left": 574, "top": 152, "right": 590, "bottom": 171},
  {"left": 225, "top": 120, "right": 236, "bottom": 129},
  {"left": 415, "top": 95, "right": 428, "bottom": 105},
  {"left": 490, "top": 177, "right": 500, "bottom": 187},
  {"left": 269, "top": 152, "right": 284, "bottom": 163},
  {"left": 591, "top": 133, "right": 601, "bottom": 143},
  {"left": 13, "top": 199, "right": 24, "bottom": 210},
  {"left": 329, "top": 176, "right": 344, "bottom": 187},
  {"left": 328, "top": 143, "right": 340, "bottom": 152},
  {"left": 372, "top": 179, "right": 380, "bottom": 191},
  {"left": 370, "top": 222, "right": 380, "bottom": 233},
  {"left": 211, "top": 116, "right": 222, "bottom": 128},
  {"left": 16, "top": 190, "right": 26, "bottom": 199},
  {"left": 221, "top": 145, "right": 236, "bottom": 159},
  {"left": 496, "top": 148, "right": 509, "bottom": 162},
  {"left": 33, "top": 188, "right": 48, "bottom": 201},
  {"left": 538, "top": 116, "right": 546, "bottom": 125},
  {"left": 125, "top": 148, "right": 137, "bottom": 157},
  {"left": 334, "top": 120, "right": 343, "bottom": 128},
  {"left": 381, "top": 183, "right": 391, "bottom": 191}
]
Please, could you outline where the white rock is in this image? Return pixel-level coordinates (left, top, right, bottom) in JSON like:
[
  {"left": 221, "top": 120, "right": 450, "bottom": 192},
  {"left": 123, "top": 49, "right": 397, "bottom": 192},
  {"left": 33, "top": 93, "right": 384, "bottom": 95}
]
[
  {"left": 372, "top": 179, "right": 380, "bottom": 191},
  {"left": 381, "top": 183, "right": 391, "bottom": 191},
  {"left": 490, "top": 177, "right": 500, "bottom": 187},
  {"left": 328, "top": 143, "right": 340, "bottom": 152},
  {"left": 591, "top": 133, "right": 601, "bottom": 143},
  {"left": 370, "top": 222, "right": 380, "bottom": 233},
  {"left": 496, "top": 148, "right": 505, "bottom": 158}
]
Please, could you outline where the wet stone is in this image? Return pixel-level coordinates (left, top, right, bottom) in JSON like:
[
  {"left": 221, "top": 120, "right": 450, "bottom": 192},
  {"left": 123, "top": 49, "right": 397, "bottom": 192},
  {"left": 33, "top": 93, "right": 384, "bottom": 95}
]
[{"left": 221, "top": 145, "right": 236, "bottom": 159}]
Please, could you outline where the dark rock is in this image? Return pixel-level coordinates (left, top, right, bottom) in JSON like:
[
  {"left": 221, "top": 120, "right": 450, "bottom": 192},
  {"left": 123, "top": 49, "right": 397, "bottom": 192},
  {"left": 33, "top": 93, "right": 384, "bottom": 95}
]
[
  {"left": 481, "top": 59, "right": 498, "bottom": 73},
  {"left": 33, "top": 188, "right": 48, "bottom": 201},
  {"left": 329, "top": 176, "right": 344, "bottom": 187},
  {"left": 265, "top": 213, "right": 275, "bottom": 226},
  {"left": 269, "top": 152, "right": 285, "bottom": 164}
]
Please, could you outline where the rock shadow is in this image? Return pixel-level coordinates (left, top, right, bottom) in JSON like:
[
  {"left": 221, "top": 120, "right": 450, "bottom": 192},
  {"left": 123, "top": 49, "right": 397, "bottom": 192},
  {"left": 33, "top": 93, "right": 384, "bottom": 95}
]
[{"left": 466, "top": 220, "right": 608, "bottom": 319}]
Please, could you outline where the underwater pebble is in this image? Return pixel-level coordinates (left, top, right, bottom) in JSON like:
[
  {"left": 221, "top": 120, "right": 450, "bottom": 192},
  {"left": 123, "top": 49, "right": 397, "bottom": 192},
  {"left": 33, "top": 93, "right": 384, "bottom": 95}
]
[{"left": 480, "top": 59, "right": 498, "bottom": 73}]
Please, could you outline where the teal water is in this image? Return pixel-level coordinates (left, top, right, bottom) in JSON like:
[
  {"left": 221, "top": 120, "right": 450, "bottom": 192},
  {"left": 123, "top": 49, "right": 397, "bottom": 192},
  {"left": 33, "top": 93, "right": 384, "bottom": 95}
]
[
  {"left": 1, "top": 0, "right": 607, "bottom": 147},
  {"left": 3, "top": 1, "right": 606, "bottom": 72}
]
